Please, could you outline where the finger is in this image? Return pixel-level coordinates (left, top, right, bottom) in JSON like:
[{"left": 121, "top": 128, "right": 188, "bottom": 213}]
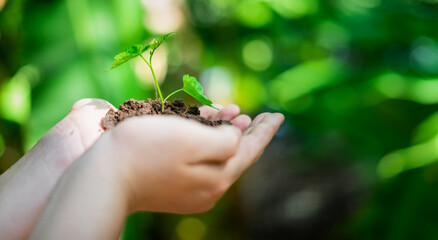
[
  {"left": 211, "top": 104, "right": 241, "bottom": 121},
  {"left": 251, "top": 112, "right": 270, "bottom": 126},
  {"left": 231, "top": 114, "right": 251, "bottom": 132},
  {"left": 244, "top": 112, "right": 270, "bottom": 134},
  {"left": 225, "top": 113, "right": 284, "bottom": 180},
  {"left": 28, "top": 99, "right": 114, "bottom": 172},
  {"left": 187, "top": 124, "right": 242, "bottom": 162},
  {"left": 46, "top": 99, "right": 114, "bottom": 150},
  {"left": 199, "top": 104, "right": 223, "bottom": 119},
  {"left": 111, "top": 116, "right": 242, "bottom": 163},
  {"left": 70, "top": 98, "right": 115, "bottom": 113},
  {"left": 63, "top": 99, "right": 115, "bottom": 148}
]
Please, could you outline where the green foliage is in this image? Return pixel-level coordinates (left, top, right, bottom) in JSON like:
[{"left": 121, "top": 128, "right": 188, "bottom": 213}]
[
  {"left": 149, "top": 32, "right": 174, "bottom": 51},
  {"left": 108, "top": 33, "right": 217, "bottom": 111},
  {"left": 182, "top": 74, "right": 218, "bottom": 110},
  {"left": 109, "top": 32, "right": 174, "bottom": 70},
  {"left": 141, "top": 44, "right": 151, "bottom": 54},
  {"left": 110, "top": 44, "right": 146, "bottom": 69}
]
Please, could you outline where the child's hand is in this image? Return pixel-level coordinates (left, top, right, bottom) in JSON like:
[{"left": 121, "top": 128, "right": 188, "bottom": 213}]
[
  {"left": 29, "top": 109, "right": 283, "bottom": 239},
  {"left": 0, "top": 98, "right": 249, "bottom": 240},
  {"left": 107, "top": 116, "right": 243, "bottom": 213},
  {"left": 105, "top": 111, "right": 283, "bottom": 213},
  {"left": 0, "top": 98, "right": 114, "bottom": 240}
]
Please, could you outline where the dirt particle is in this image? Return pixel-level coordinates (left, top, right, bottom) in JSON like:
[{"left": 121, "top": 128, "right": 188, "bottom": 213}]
[{"left": 101, "top": 98, "right": 231, "bottom": 130}]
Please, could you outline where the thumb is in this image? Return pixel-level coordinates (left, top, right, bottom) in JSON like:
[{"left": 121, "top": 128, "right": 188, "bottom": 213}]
[
  {"left": 63, "top": 98, "right": 115, "bottom": 148},
  {"left": 29, "top": 98, "right": 114, "bottom": 170}
]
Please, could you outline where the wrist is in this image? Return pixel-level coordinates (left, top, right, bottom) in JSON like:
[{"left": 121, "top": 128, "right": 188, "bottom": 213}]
[
  {"left": 90, "top": 132, "right": 138, "bottom": 212},
  {"left": 83, "top": 134, "right": 133, "bottom": 211},
  {"left": 29, "top": 134, "right": 131, "bottom": 239},
  {"left": 104, "top": 124, "right": 154, "bottom": 213}
]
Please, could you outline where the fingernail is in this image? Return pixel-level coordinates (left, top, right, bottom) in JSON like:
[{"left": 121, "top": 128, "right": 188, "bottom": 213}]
[
  {"left": 273, "top": 113, "right": 285, "bottom": 122},
  {"left": 70, "top": 98, "right": 93, "bottom": 112},
  {"left": 252, "top": 113, "right": 268, "bottom": 125},
  {"left": 228, "top": 104, "right": 240, "bottom": 113}
]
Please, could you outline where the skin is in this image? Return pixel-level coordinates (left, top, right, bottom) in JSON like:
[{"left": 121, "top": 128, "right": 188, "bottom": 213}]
[{"left": 0, "top": 98, "right": 284, "bottom": 240}]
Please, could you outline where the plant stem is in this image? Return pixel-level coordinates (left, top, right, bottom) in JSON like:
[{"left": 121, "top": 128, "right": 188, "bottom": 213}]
[
  {"left": 164, "top": 89, "right": 183, "bottom": 102},
  {"left": 140, "top": 54, "right": 165, "bottom": 111},
  {"left": 149, "top": 50, "right": 154, "bottom": 63}
]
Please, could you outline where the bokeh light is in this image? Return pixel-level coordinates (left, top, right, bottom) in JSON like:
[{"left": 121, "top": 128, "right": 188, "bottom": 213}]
[
  {"left": 378, "top": 135, "right": 438, "bottom": 179},
  {"left": 269, "top": 58, "right": 344, "bottom": 104},
  {"left": 410, "top": 37, "right": 438, "bottom": 75},
  {"left": 242, "top": 38, "right": 273, "bottom": 71},
  {"left": 135, "top": 45, "right": 169, "bottom": 88},
  {"left": 266, "top": 0, "right": 319, "bottom": 19},
  {"left": 335, "top": 0, "right": 382, "bottom": 15},
  {"left": 175, "top": 217, "right": 207, "bottom": 240},
  {"left": 235, "top": 74, "right": 267, "bottom": 112},
  {"left": 0, "top": 67, "right": 31, "bottom": 124},
  {"left": 235, "top": 1, "right": 273, "bottom": 28},
  {"left": 0, "top": 0, "right": 6, "bottom": 11},
  {"left": 142, "top": 0, "right": 185, "bottom": 34},
  {"left": 284, "top": 190, "right": 322, "bottom": 220},
  {"left": 200, "top": 66, "right": 233, "bottom": 104}
]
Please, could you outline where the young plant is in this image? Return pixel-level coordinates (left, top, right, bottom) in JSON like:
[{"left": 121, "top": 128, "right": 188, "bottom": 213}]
[{"left": 109, "top": 33, "right": 219, "bottom": 112}]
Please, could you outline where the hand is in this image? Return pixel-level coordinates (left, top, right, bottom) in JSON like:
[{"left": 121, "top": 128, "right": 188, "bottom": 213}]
[
  {"left": 108, "top": 111, "right": 283, "bottom": 213},
  {"left": 199, "top": 103, "right": 252, "bottom": 132},
  {"left": 0, "top": 99, "right": 113, "bottom": 240},
  {"left": 0, "top": 99, "right": 250, "bottom": 240},
  {"left": 29, "top": 107, "right": 283, "bottom": 239}
]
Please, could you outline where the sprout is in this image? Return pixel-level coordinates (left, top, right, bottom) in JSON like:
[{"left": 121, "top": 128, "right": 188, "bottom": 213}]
[{"left": 108, "top": 33, "right": 218, "bottom": 111}]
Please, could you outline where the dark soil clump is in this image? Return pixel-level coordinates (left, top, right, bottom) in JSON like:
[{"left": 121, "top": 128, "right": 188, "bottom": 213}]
[{"left": 102, "top": 98, "right": 231, "bottom": 130}]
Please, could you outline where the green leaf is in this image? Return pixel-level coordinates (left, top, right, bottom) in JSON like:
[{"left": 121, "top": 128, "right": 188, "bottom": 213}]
[
  {"left": 141, "top": 44, "right": 151, "bottom": 54},
  {"left": 182, "top": 74, "right": 219, "bottom": 110},
  {"left": 110, "top": 44, "right": 143, "bottom": 69},
  {"left": 149, "top": 32, "right": 175, "bottom": 51}
]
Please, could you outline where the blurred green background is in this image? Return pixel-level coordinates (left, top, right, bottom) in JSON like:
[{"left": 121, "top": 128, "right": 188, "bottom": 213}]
[{"left": 1, "top": 0, "right": 438, "bottom": 239}]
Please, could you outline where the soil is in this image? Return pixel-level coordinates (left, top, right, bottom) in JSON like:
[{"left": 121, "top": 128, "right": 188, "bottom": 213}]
[{"left": 101, "top": 98, "right": 231, "bottom": 130}]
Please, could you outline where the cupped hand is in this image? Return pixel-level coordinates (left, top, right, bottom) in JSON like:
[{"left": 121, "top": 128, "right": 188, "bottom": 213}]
[
  {"left": 0, "top": 99, "right": 113, "bottom": 240},
  {"left": 37, "top": 99, "right": 115, "bottom": 173},
  {"left": 28, "top": 101, "right": 284, "bottom": 240},
  {"left": 0, "top": 98, "right": 249, "bottom": 240},
  {"left": 199, "top": 104, "right": 252, "bottom": 131},
  {"left": 98, "top": 109, "right": 283, "bottom": 214},
  {"left": 37, "top": 100, "right": 247, "bottom": 174}
]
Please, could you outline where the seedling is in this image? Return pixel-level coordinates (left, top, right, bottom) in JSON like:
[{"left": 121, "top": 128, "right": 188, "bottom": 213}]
[{"left": 108, "top": 33, "right": 219, "bottom": 112}]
